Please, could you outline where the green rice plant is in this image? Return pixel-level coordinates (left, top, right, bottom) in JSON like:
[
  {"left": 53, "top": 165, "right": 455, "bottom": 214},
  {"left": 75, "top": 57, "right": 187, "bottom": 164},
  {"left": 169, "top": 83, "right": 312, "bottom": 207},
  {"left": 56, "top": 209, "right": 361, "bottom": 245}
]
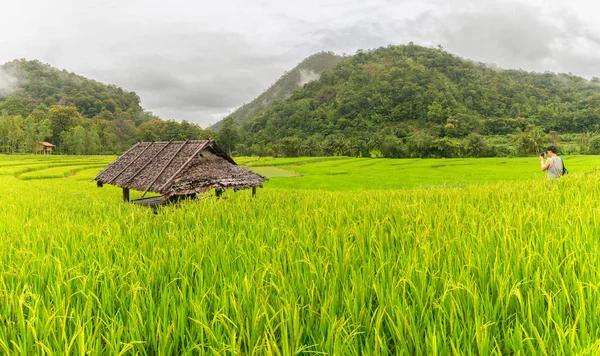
[
  {"left": 4, "top": 158, "right": 113, "bottom": 178},
  {"left": 19, "top": 164, "right": 109, "bottom": 180},
  {"left": 262, "top": 155, "right": 600, "bottom": 190},
  {"left": 238, "top": 156, "right": 349, "bottom": 167},
  {"left": 249, "top": 166, "right": 301, "bottom": 178},
  {"left": 0, "top": 155, "right": 599, "bottom": 354},
  {"left": 70, "top": 167, "right": 107, "bottom": 181}
]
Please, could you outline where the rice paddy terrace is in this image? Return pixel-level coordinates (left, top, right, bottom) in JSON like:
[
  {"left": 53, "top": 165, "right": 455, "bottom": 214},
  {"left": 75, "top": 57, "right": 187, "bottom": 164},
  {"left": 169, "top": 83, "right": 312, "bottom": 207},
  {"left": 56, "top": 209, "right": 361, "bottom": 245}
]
[
  {"left": 2, "top": 154, "right": 600, "bottom": 354},
  {"left": 8, "top": 154, "right": 600, "bottom": 188}
]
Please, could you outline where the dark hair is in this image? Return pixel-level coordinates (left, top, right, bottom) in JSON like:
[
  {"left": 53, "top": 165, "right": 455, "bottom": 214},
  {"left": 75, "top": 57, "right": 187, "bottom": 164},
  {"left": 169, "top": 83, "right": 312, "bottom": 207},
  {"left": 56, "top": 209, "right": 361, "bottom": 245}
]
[{"left": 547, "top": 146, "right": 558, "bottom": 154}]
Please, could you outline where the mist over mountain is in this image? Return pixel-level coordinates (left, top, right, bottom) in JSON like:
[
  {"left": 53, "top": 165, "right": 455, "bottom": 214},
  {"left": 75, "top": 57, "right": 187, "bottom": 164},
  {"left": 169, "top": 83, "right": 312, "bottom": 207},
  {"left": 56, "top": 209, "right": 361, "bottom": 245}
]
[
  {"left": 210, "top": 51, "right": 343, "bottom": 131},
  {"left": 0, "top": 68, "right": 18, "bottom": 97}
]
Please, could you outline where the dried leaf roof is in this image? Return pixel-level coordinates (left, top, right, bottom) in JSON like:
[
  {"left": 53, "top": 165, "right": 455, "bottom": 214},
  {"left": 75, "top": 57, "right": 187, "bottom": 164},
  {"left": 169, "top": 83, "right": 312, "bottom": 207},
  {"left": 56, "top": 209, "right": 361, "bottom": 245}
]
[{"left": 93, "top": 140, "right": 266, "bottom": 197}]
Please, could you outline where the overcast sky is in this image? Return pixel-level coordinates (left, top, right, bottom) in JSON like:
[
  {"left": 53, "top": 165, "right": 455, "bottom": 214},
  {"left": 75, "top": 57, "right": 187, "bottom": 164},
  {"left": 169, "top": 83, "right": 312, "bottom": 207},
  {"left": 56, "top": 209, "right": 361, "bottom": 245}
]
[{"left": 1, "top": 0, "right": 599, "bottom": 127}]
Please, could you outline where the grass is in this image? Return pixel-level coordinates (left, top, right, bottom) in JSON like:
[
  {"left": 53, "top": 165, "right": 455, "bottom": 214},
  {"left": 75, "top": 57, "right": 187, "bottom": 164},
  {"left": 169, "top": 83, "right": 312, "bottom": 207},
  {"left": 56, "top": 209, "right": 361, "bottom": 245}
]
[
  {"left": 237, "top": 156, "right": 349, "bottom": 167},
  {"left": 0, "top": 154, "right": 599, "bottom": 354},
  {"left": 248, "top": 155, "right": 600, "bottom": 190},
  {"left": 19, "top": 164, "right": 108, "bottom": 180},
  {"left": 249, "top": 166, "right": 301, "bottom": 178}
]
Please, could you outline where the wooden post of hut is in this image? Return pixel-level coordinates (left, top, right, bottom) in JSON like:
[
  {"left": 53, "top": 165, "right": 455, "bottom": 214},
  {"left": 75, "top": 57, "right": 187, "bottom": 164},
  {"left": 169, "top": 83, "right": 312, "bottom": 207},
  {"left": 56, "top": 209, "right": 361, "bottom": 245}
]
[
  {"left": 252, "top": 187, "right": 256, "bottom": 198},
  {"left": 215, "top": 189, "right": 223, "bottom": 199},
  {"left": 122, "top": 188, "right": 130, "bottom": 202}
]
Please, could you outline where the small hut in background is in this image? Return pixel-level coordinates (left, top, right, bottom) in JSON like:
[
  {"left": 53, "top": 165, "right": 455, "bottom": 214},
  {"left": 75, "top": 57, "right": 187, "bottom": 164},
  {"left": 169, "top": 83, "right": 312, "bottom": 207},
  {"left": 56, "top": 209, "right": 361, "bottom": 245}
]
[
  {"left": 93, "top": 140, "right": 266, "bottom": 208},
  {"left": 36, "top": 142, "right": 55, "bottom": 154}
]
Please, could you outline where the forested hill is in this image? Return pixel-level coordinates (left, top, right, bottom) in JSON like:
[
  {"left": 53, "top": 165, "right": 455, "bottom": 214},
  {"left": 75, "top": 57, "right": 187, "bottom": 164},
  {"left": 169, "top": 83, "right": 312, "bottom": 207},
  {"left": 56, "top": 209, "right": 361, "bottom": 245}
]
[
  {"left": 0, "top": 60, "right": 211, "bottom": 154},
  {"left": 0, "top": 59, "right": 143, "bottom": 119},
  {"left": 210, "top": 51, "right": 343, "bottom": 131},
  {"left": 226, "top": 44, "right": 600, "bottom": 158}
]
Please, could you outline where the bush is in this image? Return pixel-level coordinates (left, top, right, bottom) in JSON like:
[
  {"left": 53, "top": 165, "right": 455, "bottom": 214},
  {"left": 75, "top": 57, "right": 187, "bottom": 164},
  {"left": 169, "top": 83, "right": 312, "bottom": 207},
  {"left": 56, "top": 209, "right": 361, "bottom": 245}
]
[{"left": 588, "top": 135, "right": 600, "bottom": 155}]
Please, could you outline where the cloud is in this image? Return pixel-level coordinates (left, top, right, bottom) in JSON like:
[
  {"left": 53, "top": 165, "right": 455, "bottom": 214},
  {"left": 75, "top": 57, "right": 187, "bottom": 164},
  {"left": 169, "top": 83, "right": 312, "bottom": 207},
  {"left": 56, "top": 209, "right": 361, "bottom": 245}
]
[
  {"left": 0, "top": 68, "right": 18, "bottom": 97},
  {"left": 310, "top": 22, "right": 393, "bottom": 54},
  {"left": 76, "top": 29, "right": 298, "bottom": 126},
  {"left": 305, "top": 0, "right": 600, "bottom": 80},
  {"left": 298, "top": 69, "right": 320, "bottom": 86},
  {"left": 438, "top": 6, "right": 557, "bottom": 68},
  {"left": 2, "top": 0, "right": 600, "bottom": 127},
  {"left": 402, "top": 1, "right": 600, "bottom": 77}
]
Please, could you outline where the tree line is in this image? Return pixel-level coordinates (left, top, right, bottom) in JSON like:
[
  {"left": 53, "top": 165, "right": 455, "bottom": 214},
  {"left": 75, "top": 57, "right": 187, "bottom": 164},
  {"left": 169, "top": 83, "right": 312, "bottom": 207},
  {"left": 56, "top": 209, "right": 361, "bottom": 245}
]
[
  {"left": 0, "top": 104, "right": 212, "bottom": 154},
  {"left": 0, "top": 60, "right": 213, "bottom": 154}
]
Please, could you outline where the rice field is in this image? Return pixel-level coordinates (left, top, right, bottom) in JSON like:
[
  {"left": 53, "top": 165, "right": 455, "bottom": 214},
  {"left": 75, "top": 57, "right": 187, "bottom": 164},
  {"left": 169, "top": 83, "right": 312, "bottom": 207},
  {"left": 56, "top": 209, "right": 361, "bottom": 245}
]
[{"left": 1, "top": 154, "right": 600, "bottom": 354}]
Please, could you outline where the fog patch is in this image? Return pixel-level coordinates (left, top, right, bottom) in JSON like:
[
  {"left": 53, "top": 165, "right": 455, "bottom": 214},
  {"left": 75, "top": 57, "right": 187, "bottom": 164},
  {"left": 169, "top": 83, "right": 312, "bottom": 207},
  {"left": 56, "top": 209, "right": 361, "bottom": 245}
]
[
  {"left": 0, "top": 68, "right": 18, "bottom": 97},
  {"left": 298, "top": 69, "right": 320, "bottom": 86}
]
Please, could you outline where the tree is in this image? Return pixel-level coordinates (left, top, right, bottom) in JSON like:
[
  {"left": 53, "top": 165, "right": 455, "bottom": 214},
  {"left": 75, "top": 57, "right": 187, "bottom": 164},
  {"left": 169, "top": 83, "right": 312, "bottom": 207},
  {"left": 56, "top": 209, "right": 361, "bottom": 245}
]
[
  {"left": 380, "top": 135, "right": 406, "bottom": 158},
  {"left": 138, "top": 119, "right": 166, "bottom": 141},
  {"left": 549, "top": 131, "right": 560, "bottom": 146},
  {"left": 278, "top": 136, "right": 302, "bottom": 157},
  {"left": 104, "top": 99, "right": 118, "bottom": 113},
  {"left": 427, "top": 101, "right": 447, "bottom": 124},
  {"left": 304, "top": 134, "right": 324, "bottom": 156},
  {"left": 84, "top": 125, "right": 101, "bottom": 154},
  {"left": 578, "top": 132, "right": 591, "bottom": 154},
  {"left": 323, "top": 134, "right": 347, "bottom": 156},
  {"left": 60, "top": 126, "right": 86, "bottom": 154},
  {"left": 466, "top": 133, "right": 487, "bottom": 157},
  {"left": 179, "top": 120, "right": 207, "bottom": 140},
  {"left": 110, "top": 119, "right": 137, "bottom": 149},
  {"left": 94, "top": 109, "right": 115, "bottom": 121},
  {"left": 0, "top": 95, "right": 29, "bottom": 117},
  {"left": 250, "top": 141, "right": 269, "bottom": 157},
  {"left": 48, "top": 105, "right": 84, "bottom": 141},
  {"left": 23, "top": 114, "right": 52, "bottom": 152},
  {"left": 92, "top": 118, "right": 119, "bottom": 153},
  {"left": 217, "top": 117, "right": 239, "bottom": 155},
  {"left": 513, "top": 125, "right": 548, "bottom": 155},
  {"left": 0, "top": 111, "right": 24, "bottom": 153},
  {"left": 432, "top": 137, "right": 462, "bottom": 158},
  {"left": 132, "top": 111, "right": 158, "bottom": 126},
  {"left": 407, "top": 132, "right": 434, "bottom": 158},
  {"left": 588, "top": 135, "right": 600, "bottom": 155}
]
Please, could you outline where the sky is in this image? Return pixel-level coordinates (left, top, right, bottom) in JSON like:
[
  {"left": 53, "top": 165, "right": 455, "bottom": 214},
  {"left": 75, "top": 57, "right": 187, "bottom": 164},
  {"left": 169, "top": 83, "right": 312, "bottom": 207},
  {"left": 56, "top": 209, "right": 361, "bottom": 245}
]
[{"left": 1, "top": 0, "right": 599, "bottom": 127}]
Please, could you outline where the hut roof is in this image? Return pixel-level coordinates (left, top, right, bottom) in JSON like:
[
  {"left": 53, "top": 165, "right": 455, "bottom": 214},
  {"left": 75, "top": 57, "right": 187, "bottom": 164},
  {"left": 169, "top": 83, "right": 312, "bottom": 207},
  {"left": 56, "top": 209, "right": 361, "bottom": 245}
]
[
  {"left": 40, "top": 142, "right": 55, "bottom": 147},
  {"left": 93, "top": 140, "right": 266, "bottom": 197}
]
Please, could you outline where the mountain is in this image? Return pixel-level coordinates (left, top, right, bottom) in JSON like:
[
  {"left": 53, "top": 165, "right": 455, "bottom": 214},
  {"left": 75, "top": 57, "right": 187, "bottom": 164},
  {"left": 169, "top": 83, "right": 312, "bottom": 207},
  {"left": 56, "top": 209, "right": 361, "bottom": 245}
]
[
  {"left": 0, "top": 60, "right": 211, "bottom": 154},
  {"left": 210, "top": 51, "right": 343, "bottom": 131},
  {"left": 0, "top": 59, "right": 144, "bottom": 120},
  {"left": 228, "top": 44, "right": 600, "bottom": 158}
]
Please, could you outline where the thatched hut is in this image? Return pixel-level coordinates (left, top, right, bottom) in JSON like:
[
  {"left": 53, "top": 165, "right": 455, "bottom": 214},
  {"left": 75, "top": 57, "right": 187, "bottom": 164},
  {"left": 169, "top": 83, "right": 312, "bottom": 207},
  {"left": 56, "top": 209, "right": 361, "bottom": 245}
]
[
  {"left": 93, "top": 140, "right": 266, "bottom": 206},
  {"left": 36, "top": 142, "right": 55, "bottom": 154}
]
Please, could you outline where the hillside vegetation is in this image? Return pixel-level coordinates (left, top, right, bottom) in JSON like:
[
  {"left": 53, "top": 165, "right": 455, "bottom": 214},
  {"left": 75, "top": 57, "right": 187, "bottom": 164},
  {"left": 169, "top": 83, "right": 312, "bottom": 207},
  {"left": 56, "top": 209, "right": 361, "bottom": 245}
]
[
  {"left": 0, "top": 60, "right": 212, "bottom": 154},
  {"left": 210, "top": 51, "right": 343, "bottom": 131},
  {"left": 219, "top": 44, "right": 600, "bottom": 158}
]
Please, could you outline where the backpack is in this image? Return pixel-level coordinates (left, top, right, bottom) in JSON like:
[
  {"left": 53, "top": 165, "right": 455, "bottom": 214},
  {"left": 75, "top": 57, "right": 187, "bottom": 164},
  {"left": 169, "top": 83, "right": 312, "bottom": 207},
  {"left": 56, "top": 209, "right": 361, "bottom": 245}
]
[{"left": 561, "top": 157, "right": 568, "bottom": 175}]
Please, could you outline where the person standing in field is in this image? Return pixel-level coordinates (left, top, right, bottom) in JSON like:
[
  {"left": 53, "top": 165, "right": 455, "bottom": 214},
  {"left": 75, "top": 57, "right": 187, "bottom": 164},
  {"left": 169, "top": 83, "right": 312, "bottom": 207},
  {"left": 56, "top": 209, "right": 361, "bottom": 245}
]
[{"left": 540, "top": 145, "right": 563, "bottom": 179}]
